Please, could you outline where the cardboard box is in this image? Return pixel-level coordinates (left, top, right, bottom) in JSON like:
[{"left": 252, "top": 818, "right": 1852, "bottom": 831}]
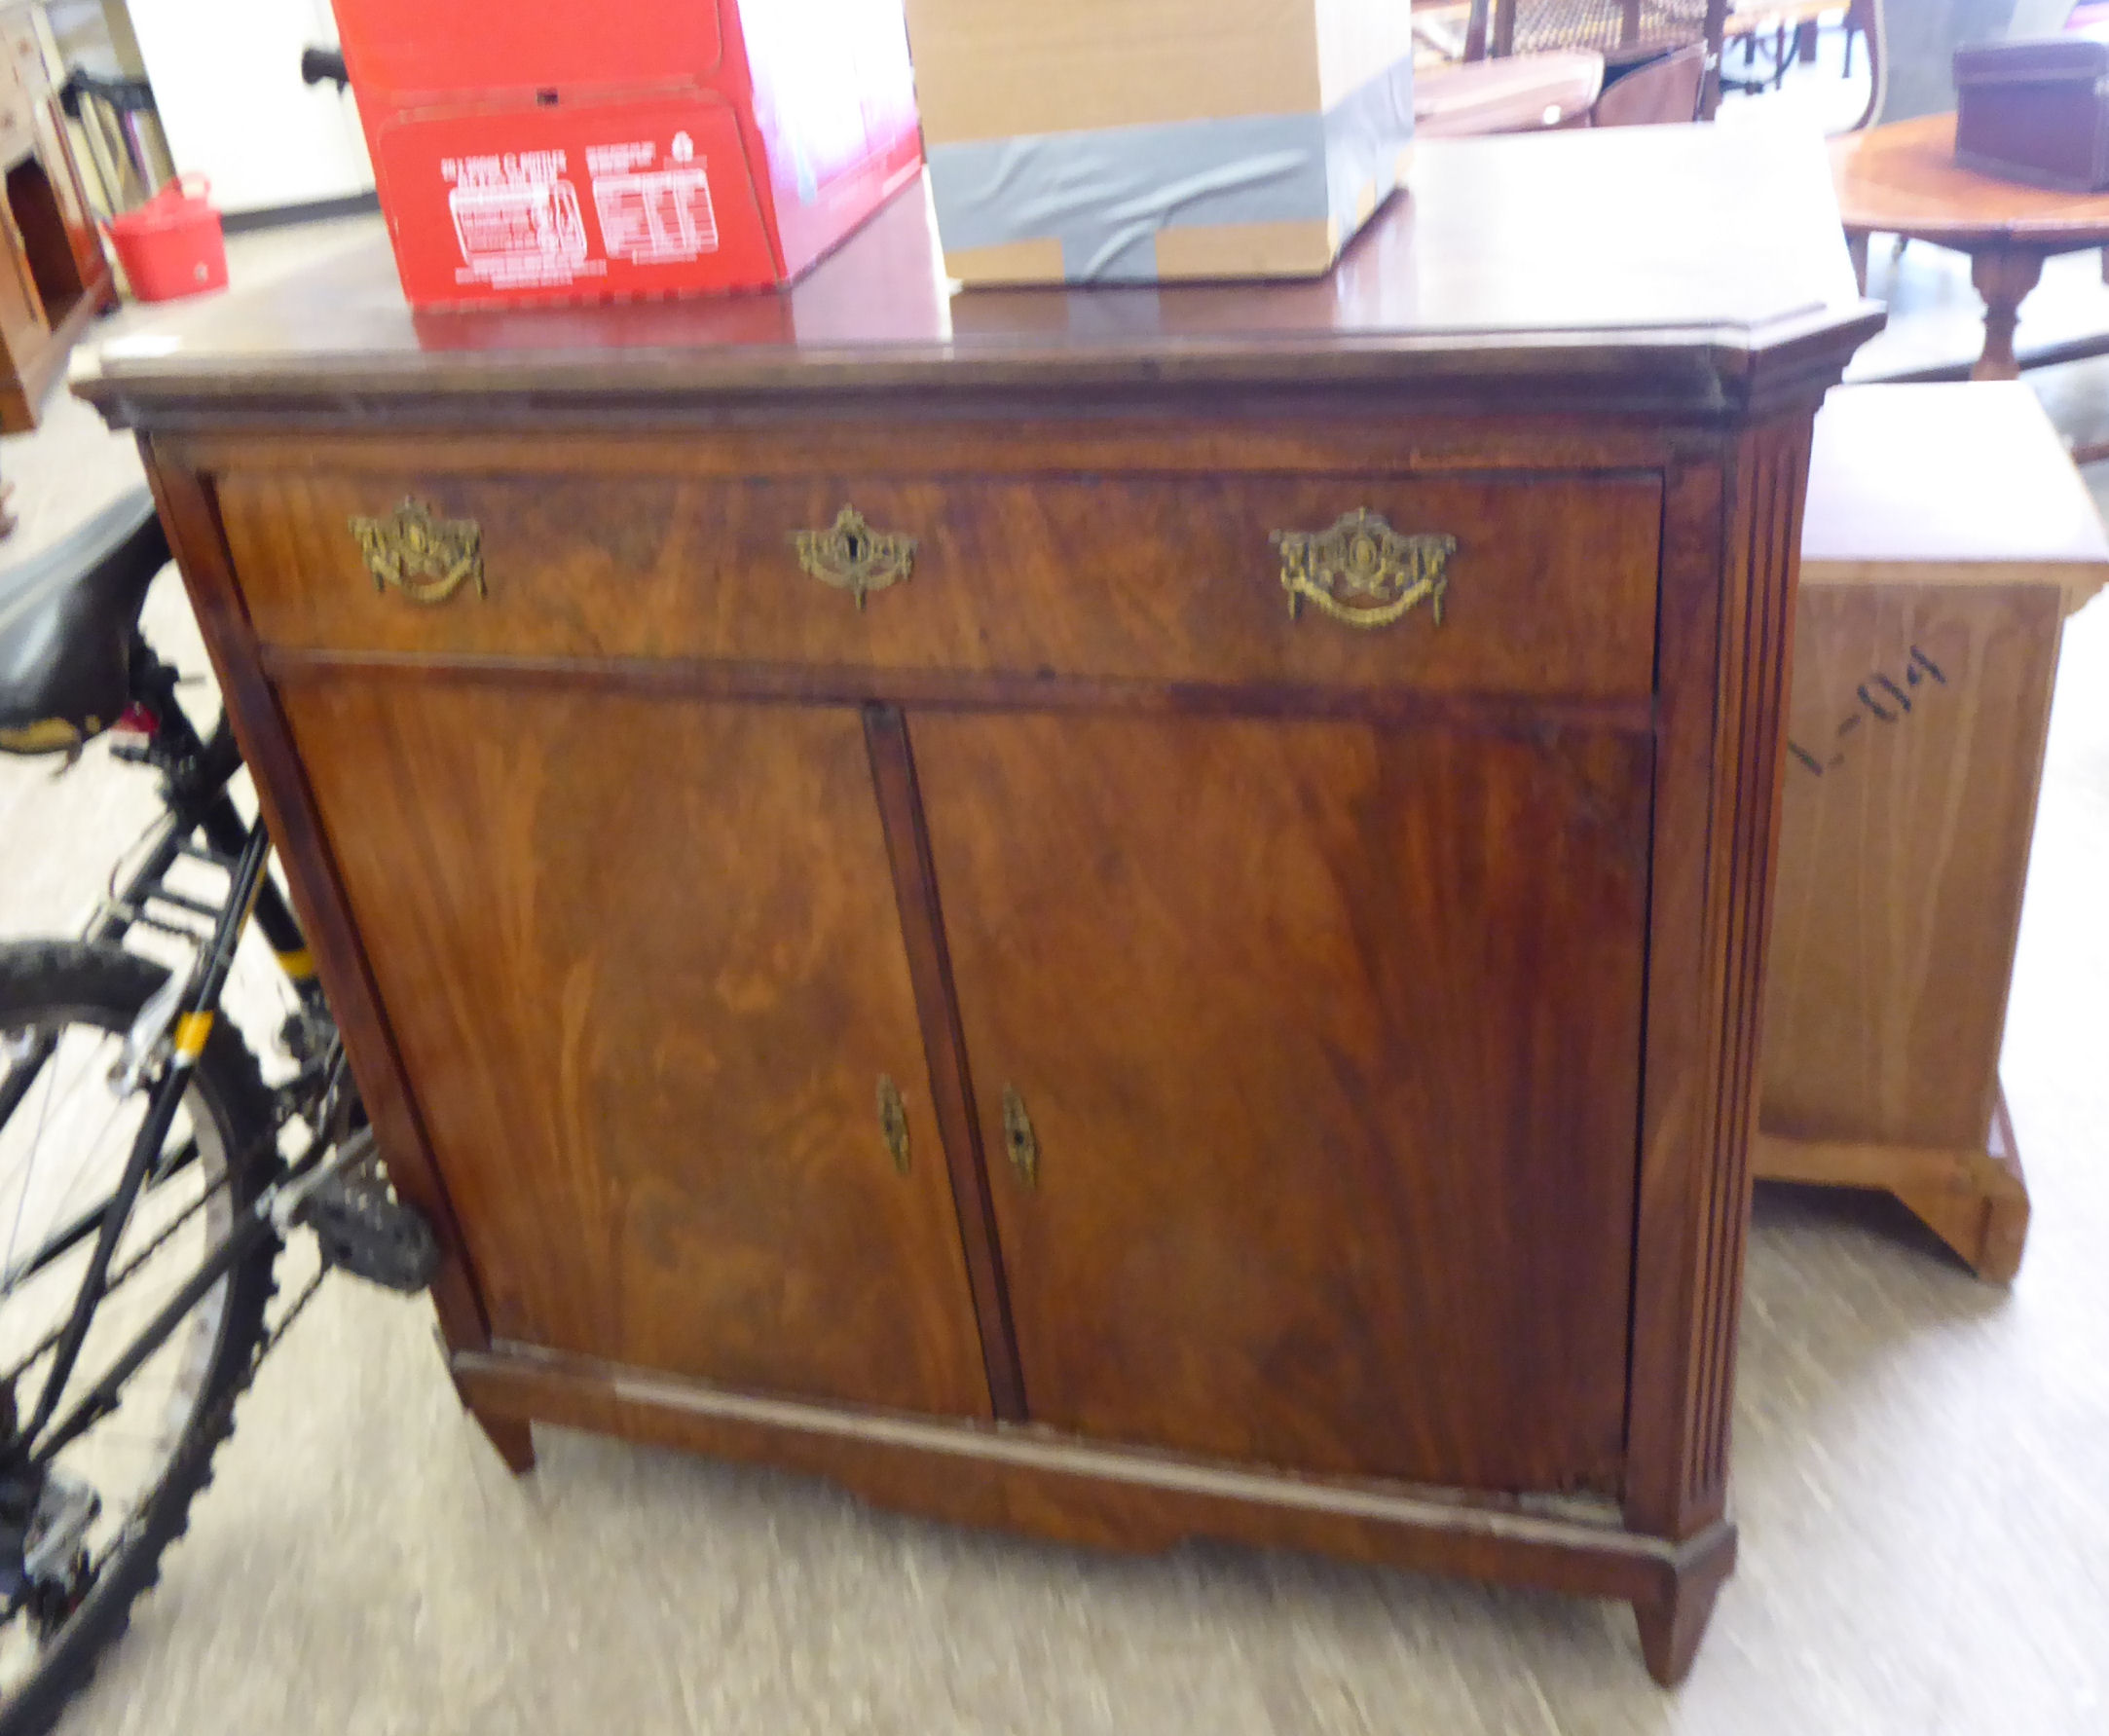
[
  {"left": 903, "top": 0, "right": 1417, "bottom": 286},
  {"left": 333, "top": 0, "right": 922, "bottom": 309}
]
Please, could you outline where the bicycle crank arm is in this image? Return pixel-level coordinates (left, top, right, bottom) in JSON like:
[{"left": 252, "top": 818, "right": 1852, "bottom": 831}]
[{"left": 276, "top": 1128, "right": 441, "bottom": 1295}]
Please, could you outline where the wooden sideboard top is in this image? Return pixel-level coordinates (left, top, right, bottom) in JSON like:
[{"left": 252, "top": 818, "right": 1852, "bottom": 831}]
[{"left": 78, "top": 127, "right": 1880, "bottom": 427}]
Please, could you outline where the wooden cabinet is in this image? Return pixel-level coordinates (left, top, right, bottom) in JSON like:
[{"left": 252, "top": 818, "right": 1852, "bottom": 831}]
[
  {"left": 0, "top": 0, "right": 112, "bottom": 431},
  {"left": 1756, "top": 384, "right": 2109, "bottom": 1280},
  {"left": 81, "top": 128, "right": 1879, "bottom": 1684}
]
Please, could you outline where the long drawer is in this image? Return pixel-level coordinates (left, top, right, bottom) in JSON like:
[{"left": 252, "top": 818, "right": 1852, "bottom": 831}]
[{"left": 216, "top": 465, "right": 1662, "bottom": 699}]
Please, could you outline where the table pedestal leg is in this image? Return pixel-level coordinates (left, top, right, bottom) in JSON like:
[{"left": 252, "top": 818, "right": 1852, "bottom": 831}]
[
  {"left": 1970, "top": 249, "right": 2045, "bottom": 381},
  {"left": 1846, "top": 230, "right": 1870, "bottom": 296}
]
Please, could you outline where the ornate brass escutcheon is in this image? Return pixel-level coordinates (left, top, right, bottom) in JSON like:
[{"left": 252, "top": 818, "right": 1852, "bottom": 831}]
[
  {"left": 349, "top": 498, "right": 486, "bottom": 605},
  {"left": 791, "top": 505, "right": 915, "bottom": 608},
  {"left": 1272, "top": 509, "right": 1458, "bottom": 630},
  {"left": 1001, "top": 1086, "right": 1038, "bottom": 1190},
  {"left": 877, "top": 1075, "right": 910, "bottom": 1175}
]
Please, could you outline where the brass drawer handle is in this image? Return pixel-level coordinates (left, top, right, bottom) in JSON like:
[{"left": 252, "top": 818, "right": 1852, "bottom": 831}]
[
  {"left": 877, "top": 1075, "right": 910, "bottom": 1175},
  {"left": 791, "top": 505, "right": 914, "bottom": 608},
  {"left": 1001, "top": 1086, "right": 1038, "bottom": 1189},
  {"left": 350, "top": 498, "right": 486, "bottom": 605},
  {"left": 1272, "top": 509, "right": 1456, "bottom": 630}
]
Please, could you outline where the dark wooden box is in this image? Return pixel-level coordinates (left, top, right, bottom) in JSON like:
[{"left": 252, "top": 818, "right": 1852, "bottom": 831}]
[{"left": 1955, "top": 36, "right": 2109, "bottom": 193}]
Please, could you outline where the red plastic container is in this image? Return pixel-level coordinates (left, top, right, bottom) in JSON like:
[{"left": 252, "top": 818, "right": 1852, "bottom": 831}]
[
  {"left": 330, "top": 0, "right": 921, "bottom": 309},
  {"left": 105, "top": 175, "right": 229, "bottom": 302}
]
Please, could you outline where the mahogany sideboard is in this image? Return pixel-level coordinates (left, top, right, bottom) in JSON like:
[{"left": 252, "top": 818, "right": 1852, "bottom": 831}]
[{"left": 76, "top": 127, "right": 1881, "bottom": 1683}]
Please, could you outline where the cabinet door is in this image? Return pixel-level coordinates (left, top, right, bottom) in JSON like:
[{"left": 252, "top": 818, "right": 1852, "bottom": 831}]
[
  {"left": 282, "top": 683, "right": 991, "bottom": 1422},
  {"left": 912, "top": 713, "right": 1649, "bottom": 1494}
]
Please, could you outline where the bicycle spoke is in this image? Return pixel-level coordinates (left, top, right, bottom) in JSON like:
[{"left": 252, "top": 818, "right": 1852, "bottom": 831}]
[
  {"left": 0, "top": 948, "right": 274, "bottom": 1709},
  {"left": 0, "top": 1129, "right": 207, "bottom": 1293},
  {"left": 0, "top": 1025, "right": 87, "bottom": 1274},
  {"left": 11, "top": 1046, "right": 138, "bottom": 1284},
  {"left": 1, "top": 1164, "right": 234, "bottom": 1394}
]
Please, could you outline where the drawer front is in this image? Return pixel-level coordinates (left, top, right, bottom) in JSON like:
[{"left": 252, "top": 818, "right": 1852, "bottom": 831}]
[{"left": 217, "top": 466, "right": 1661, "bottom": 699}]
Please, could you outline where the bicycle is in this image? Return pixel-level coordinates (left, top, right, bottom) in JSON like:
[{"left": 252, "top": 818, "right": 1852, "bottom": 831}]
[{"left": 0, "top": 484, "right": 440, "bottom": 1734}]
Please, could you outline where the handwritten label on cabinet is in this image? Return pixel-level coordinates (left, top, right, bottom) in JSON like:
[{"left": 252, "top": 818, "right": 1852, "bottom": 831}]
[{"left": 1788, "top": 645, "right": 1947, "bottom": 778}]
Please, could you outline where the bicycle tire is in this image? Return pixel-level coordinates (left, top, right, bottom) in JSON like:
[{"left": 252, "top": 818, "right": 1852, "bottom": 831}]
[{"left": 0, "top": 941, "right": 280, "bottom": 1736}]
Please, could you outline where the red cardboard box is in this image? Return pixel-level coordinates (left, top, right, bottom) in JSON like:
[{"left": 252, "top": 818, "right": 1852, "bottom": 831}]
[{"left": 333, "top": 0, "right": 922, "bottom": 308}]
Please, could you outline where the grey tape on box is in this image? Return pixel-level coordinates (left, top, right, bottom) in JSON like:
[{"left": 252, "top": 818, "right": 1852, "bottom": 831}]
[
  {"left": 928, "top": 55, "right": 1414, "bottom": 282},
  {"left": 931, "top": 116, "right": 1325, "bottom": 282},
  {"left": 1321, "top": 54, "right": 1418, "bottom": 223}
]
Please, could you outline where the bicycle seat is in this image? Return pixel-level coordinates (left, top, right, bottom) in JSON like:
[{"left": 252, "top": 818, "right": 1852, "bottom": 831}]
[{"left": 0, "top": 486, "right": 168, "bottom": 755}]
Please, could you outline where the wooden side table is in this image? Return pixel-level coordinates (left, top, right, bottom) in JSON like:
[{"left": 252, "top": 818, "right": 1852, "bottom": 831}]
[
  {"left": 1831, "top": 112, "right": 2109, "bottom": 383},
  {"left": 1757, "top": 382, "right": 2108, "bottom": 1281}
]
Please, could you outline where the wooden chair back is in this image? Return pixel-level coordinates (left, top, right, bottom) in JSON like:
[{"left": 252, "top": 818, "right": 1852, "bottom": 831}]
[
  {"left": 1592, "top": 43, "right": 1707, "bottom": 124},
  {"left": 1465, "top": 0, "right": 1728, "bottom": 113}
]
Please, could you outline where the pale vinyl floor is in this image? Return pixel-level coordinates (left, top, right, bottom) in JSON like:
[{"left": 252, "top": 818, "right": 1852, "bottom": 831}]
[{"left": 0, "top": 215, "right": 2104, "bottom": 1736}]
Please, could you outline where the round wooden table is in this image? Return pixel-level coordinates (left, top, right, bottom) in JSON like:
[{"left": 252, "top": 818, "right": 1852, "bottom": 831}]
[{"left": 1831, "top": 111, "right": 2109, "bottom": 381}]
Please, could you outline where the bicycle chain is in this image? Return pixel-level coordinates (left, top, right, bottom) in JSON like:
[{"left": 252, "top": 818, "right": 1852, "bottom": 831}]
[
  {"left": 1, "top": 1180, "right": 228, "bottom": 1391},
  {"left": 7, "top": 1043, "right": 434, "bottom": 1603},
  {"left": 181, "top": 1257, "right": 329, "bottom": 1457},
  {"left": 12, "top": 1142, "right": 336, "bottom": 1602},
  {"left": 1, "top": 1003, "right": 370, "bottom": 1610},
  {"left": 104, "top": 1259, "right": 330, "bottom": 1567}
]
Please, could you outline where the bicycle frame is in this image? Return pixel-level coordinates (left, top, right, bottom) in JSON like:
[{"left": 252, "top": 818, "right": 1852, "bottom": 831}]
[
  {"left": 0, "top": 656, "right": 340, "bottom": 1475},
  {"left": 18, "top": 818, "right": 274, "bottom": 1460},
  {"left": 88, "top": 652, "right": 315, "bottom": 979},
  {"left": 0, "top": 653, "right": 320, "bottom": 1139}
]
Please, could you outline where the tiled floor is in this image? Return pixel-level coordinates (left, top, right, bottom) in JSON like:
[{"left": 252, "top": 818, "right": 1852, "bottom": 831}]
[{"left": 1, "top": 203, "right": 2106, "bottom": 1734}]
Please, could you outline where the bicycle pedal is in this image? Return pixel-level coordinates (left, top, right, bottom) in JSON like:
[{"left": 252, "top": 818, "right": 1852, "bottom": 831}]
[{"left": 300, "top": 1171, "right": 441, "bottom": 1293}]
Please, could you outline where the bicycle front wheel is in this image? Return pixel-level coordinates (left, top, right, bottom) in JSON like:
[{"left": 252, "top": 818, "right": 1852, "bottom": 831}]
[{"left": 0, "top": 942, "right": 280, "bottom": 1736}]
